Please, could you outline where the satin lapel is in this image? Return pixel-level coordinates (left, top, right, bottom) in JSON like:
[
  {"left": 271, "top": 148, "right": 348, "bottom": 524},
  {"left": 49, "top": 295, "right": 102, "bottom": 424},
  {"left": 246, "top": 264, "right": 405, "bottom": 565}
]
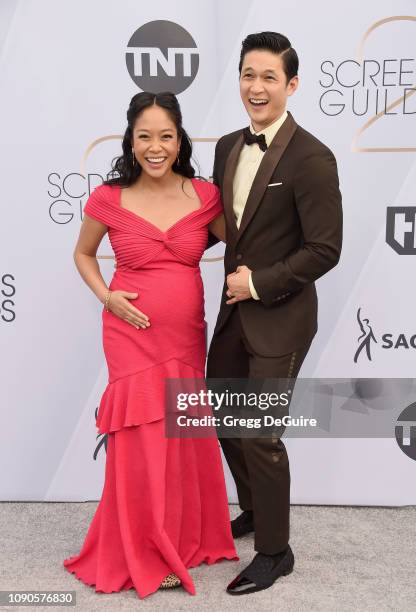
[
  {"left": 237, "top": 112, "right": 298, "bottom": 243},
  {"left": 222, "top": 132, "right": 244, "bottom": 238}
]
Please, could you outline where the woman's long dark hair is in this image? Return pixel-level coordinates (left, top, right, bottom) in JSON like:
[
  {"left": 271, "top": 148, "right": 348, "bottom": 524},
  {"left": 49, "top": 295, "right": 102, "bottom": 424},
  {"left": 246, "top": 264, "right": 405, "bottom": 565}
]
[{"left": 105, "top": 92, "right": 195, "bottom": 187}]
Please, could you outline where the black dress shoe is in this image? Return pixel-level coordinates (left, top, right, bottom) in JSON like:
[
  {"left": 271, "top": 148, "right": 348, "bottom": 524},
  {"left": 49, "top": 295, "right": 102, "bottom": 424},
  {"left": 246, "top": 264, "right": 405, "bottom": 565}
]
[
  {"left": 226, "top": 546, "right": 294, "bottom": 595},
  {"left": 231, "top": 510, "right": 254, "bottom": 538}
]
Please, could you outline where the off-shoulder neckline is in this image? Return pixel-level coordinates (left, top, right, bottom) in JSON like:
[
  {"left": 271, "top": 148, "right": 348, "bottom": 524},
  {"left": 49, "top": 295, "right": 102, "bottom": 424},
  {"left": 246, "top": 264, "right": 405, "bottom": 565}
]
[{"left": 113, "top": 177, "right": 211, "bottom": 235}]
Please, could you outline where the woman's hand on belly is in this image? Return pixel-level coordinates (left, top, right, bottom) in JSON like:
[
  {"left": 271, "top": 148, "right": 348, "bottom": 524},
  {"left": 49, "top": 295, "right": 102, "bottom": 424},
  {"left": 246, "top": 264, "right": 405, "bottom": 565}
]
[{"left": 107, "top": 290, "right": 150, "bottom": 329}]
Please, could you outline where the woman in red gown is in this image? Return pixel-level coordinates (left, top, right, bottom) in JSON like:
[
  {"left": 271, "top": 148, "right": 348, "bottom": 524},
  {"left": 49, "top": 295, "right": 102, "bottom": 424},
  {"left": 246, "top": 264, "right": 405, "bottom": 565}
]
[{"left": 63, "top": 92, "right": 237, "bottom": 598}]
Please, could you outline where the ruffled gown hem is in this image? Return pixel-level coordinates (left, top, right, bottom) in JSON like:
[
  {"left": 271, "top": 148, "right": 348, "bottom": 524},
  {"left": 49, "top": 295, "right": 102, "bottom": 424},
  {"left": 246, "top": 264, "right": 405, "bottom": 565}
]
[{"left": 63, "top": 550, "right": 238, "bottom": 598}]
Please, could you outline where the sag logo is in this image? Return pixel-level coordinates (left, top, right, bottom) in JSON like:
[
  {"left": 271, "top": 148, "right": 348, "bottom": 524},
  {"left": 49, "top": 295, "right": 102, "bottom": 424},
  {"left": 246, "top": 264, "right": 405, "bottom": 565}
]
[
  {"left": 354, "top": 307, "right": 416, "bottom": 362},
  {"left": 395, "top": 401, "right": 416, "bottom": 461},
  {"left": 386, "top": 206, "right": 416, "bottom": 255},
  {"left": 354, "top": 307, "right": 377, "bottom": 363},
  {"left": 126, "top": 20, "right": 199, "bottom": 94}
]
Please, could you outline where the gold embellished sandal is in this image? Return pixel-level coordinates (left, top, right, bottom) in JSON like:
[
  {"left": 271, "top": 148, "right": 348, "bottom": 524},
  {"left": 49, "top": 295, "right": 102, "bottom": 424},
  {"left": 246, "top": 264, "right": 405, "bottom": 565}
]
[{"left": 159, "top": 573, "right": 181, "bottom": 589}]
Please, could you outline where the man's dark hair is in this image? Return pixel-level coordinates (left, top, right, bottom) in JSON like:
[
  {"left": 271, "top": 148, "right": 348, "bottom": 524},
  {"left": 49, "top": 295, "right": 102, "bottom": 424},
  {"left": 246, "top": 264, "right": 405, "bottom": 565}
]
[{"left": 238, "top": 32, "right": 299, "bottom": 82}]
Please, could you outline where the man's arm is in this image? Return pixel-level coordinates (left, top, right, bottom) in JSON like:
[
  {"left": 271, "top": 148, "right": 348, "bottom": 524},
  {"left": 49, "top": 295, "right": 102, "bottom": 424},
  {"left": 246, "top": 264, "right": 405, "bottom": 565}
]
[{"left": 251, "top": 148, "right": 343, "bottom": 307}]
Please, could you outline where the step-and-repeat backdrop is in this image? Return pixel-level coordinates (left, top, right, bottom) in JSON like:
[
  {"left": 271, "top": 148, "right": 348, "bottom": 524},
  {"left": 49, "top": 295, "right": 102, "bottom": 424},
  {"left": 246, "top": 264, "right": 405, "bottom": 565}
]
[{"left": 1, "top": 0, "right": 416, "bottom": 503}]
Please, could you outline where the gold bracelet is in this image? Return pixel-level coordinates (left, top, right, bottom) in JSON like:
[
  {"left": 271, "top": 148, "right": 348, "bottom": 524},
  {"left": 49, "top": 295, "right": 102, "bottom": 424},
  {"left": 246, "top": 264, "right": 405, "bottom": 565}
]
[{"left": 104, "top": 289, "right": 112, "bottom": 312}]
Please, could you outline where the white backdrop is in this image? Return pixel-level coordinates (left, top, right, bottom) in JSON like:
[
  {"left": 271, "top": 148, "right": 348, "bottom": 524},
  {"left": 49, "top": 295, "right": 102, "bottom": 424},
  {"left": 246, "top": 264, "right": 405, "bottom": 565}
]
[{"left": 1, "top": 0, "right": 416, "bottom": 504}]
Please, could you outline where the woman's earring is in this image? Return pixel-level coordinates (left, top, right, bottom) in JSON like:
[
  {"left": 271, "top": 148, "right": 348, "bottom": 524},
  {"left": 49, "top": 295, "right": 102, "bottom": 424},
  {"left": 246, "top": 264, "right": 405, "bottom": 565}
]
[
  {"left": 176, "top": 151, "right": 180, "bottom": 165},
  {"left": 131, "top": 148, "right": 136, "bottom": 166}
]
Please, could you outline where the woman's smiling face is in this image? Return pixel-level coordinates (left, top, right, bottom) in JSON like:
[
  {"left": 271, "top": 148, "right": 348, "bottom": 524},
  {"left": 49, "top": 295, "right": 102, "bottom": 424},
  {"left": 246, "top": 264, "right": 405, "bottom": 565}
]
[{"left": 132, "top": 105, "right": 180, "bottom": 178}]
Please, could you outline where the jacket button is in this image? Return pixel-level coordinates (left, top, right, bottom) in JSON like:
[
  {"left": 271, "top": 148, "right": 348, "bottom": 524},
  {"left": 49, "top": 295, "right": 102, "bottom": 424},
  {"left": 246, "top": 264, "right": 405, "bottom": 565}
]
[{"left": 236, "top": 254, "right": 243, "bottom": 260}]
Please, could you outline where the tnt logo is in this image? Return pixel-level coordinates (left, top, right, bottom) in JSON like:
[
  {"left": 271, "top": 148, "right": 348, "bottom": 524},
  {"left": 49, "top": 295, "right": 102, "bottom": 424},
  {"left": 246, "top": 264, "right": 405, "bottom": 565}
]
[
  {"left": 386, "top": 207, "right": 416, "bottom": 255},
  {"left": 126, "top": 20, "right": 199, "bottom": 94},
  {"left": 395, "top": 401, "right": 416, "bottom": 461}
]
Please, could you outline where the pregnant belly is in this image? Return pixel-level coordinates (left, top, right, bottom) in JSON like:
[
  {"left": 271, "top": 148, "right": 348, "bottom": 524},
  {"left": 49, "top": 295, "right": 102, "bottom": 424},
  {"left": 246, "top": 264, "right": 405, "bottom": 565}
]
[
  {"left": 109, "top": 267, "right": 205, "bottom": 325},
  {"left": 103, "top": 267, "right": 206, "bottom": 381}
]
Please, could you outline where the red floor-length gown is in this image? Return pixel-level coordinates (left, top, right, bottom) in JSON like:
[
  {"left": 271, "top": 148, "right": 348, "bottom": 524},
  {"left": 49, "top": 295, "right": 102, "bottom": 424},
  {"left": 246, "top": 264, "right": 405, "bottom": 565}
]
[{"left": 63, "top": 179, "right": 238, "bottom": 598}]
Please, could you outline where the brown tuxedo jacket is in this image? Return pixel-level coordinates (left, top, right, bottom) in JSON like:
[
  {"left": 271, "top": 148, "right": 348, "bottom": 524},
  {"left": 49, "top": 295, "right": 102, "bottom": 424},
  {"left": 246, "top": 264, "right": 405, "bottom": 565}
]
[{"left": 210, "top": 111, "right": 343, "bottom": 357}]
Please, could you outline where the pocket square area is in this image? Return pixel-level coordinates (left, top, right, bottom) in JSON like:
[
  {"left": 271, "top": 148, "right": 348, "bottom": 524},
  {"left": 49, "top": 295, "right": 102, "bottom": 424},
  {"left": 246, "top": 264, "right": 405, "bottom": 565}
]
[{"left": 268, "top": 182, "right": 283, "bottom": 187}]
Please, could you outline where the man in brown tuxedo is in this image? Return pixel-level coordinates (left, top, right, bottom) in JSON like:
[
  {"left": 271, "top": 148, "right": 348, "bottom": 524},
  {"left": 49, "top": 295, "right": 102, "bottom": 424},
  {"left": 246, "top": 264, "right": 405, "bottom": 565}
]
[{"left": 206, "top": 32, "right": 342, "bottom": 595}]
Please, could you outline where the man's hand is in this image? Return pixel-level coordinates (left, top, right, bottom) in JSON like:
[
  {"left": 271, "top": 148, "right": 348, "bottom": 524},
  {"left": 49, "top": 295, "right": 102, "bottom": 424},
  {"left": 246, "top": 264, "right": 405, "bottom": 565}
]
[{"left": 226, "top": 265, "right": 252, "bottom": 304}]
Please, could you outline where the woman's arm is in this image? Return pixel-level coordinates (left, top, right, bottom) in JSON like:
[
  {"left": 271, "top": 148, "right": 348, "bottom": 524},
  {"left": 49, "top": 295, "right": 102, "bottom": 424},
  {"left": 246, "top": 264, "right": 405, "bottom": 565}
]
[
  {"left": 208, "top": 213, "right": 226, "bottom": 242},
  {"left": 73, "top": 215, "right": 109, "bottom": 304},
  {"left": 74, "top": 215, "right": 150, "bottom": 329}
]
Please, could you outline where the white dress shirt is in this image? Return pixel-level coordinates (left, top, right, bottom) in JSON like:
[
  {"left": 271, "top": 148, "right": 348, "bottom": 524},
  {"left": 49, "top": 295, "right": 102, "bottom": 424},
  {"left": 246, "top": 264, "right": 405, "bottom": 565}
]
[{"left": 232, "top": 110, "right": 288, "bottom": 300}]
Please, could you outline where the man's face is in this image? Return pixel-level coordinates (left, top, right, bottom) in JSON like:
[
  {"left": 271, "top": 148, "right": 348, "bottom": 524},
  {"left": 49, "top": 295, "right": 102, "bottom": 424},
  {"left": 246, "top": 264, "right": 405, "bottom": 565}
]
[{"left": 239, "top": 50, "right": 298, "bottom": 131}]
